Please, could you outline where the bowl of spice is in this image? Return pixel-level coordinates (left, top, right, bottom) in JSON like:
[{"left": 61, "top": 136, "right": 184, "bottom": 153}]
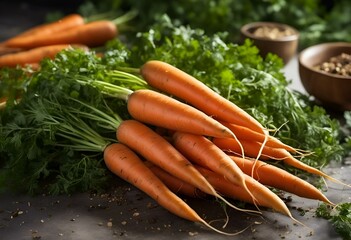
[
  {"left": 298, "top": 42, "right": 351, "bottom": 111},
  {"left": 240, "top": 22, "right": 299, "bottom": 64}
]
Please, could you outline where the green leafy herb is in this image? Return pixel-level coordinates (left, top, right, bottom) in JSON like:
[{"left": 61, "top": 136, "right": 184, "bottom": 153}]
[
  {"left": 0, "top": 45, "right": 154, "bottom": 195},
  {"left": 316, "top": 203, "right": 351, "bottom": 240},
  {"left": 78, "top": 0, "right": 351, "bottom": 49},
  {"left": 0, "top": 67, "right": 127, "bottom": 194}
]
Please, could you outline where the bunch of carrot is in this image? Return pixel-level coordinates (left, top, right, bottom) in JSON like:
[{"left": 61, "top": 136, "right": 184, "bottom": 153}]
[
  {"left": 97, "top": 60, "right": 349, "bottom": 233},
  {"left": 0, "top": 11, "right": 136, "bottom": 68},
  {"left": 1, "top": 57, "right": 346, "bottom": 235}
]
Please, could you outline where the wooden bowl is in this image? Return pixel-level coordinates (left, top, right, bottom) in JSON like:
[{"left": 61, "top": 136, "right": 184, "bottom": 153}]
[
  {"left": 298, "top": 42, "right": 351, "bottom": 111},
  {"left": 240, "top": 22, "right": 299, "bottom": 64}
]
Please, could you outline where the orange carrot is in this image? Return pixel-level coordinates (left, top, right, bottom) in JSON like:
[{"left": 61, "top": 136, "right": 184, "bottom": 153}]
[
  {"left": 229, "top": 155, "right": 334, "bottom": 205},
  {"left": 116, "top": 119, "right": 259, "bottom": 214},
  {"left": 171, "top": 131, "right": 255, "bottom": 203},
  {"left": 213, "top": 137, "right": 350, "bottom": 187},
  {"left": 103, "top": 143, "right": 199, "bottom": 221},
  {"left": 219, "top": 121, "right": 298, "bottom": 153},
  {"left": 103, "top": 143, "right": 241, "bottom": 235},
  {"left": 0, "top": 44, "right": 88, "bottom": 68},
  {"left": 195, "top": 166, "right": 294, "bottom": 215},
  {"left": 140, "top": 60, "right": 267, "bottom": 135},
  {"left": 3, "top": 20, "right": 117, "bottom": 49},
  {"left": 145, "top": 161, "right": 206, "bottom": 198},
  {"left": 2, "top": 14, "right": 85, "bottom": 46},
  {"left": 147, "top": 160, "right": 295, "bottom": 219},
  {"left": 127, "top": 89, "right": 236, "bottom": 139}
]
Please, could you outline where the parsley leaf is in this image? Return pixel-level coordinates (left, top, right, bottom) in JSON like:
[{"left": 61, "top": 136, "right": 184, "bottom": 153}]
[{"left": 316, "top": 203, "right": 351, "bottom": 240}]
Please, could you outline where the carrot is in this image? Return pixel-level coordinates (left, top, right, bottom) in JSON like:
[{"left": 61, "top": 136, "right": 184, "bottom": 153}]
[
  {"left": 230, "top": 155, "right": 334, "bottom": 205},
  {"left": 116, "top": 119, "right": 259, "bottom": 214},
  {"left": 127, "top": 89, "right": 236, "bottom": 139},
  {"left": 171, "top": 131, "right": 256, "bottom": 203},
  {"left": 213, "top": 137, "right": 350, "bottom": 187},
  {"left": 3, "top": 20, "right": 118, "bottom": 49},
  {"left": 198, "top": 166, "right": 307, "bottom": 226},
  {"left": 103, "top": 143, "right": 199, "bottom": 221},
  {"left": 219, "top": 121, "right": 299, "bottom": 153},
  {"left": 0, "top": 44, "right": 88, "bottom": 68},
  {"left": 103, "top": 143, "right": 242, "bottom": 235},
  {"left": 147, "top": 160, "right": 297, "bottom": 222},
  {"left": 145, "top": 161, "right": 206, "bottom": 198},
  {"left": 169, "top": 132, "right": 301, "bottom": 220},
  {"left": 2, "top": 14, "right": 85, "bottom": 46},
  {"left": 195, "top": 166, "right": 293, "bottom": 215},
  {"left": 139, "top": 60, "right": 267, "bottom": 135}
]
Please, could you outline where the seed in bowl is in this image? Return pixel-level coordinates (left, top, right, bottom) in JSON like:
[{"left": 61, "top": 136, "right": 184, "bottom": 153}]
[
  {"left": 252, "top": 26, "right": 295, "bottom": 39},
  {"left": 314, "top": 53, "right": 351, "bottom": 77}
]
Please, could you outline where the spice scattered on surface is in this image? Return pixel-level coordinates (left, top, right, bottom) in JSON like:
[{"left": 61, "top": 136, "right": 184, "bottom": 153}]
[
  {"left": 252, "top": 26, "right": 294, "bottom": 39},
  {"left": 314, "top": 53, "right": 351, "bottom": 77},
  {"left": 107, "top": 221, "right": 113, "bottom": 227},
  {"left": 11, "top": 209, "right": 23, "bottom": 218},
  {"left": 31, "top": 230, "right": 41, "bottom": 240},
  {"left": 189, "top": 231, "right": 199, "bottom": 236}
]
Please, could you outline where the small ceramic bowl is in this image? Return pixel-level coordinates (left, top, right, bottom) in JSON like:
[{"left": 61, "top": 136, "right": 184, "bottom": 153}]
[
  {"left": 298, "top": 42, "right": 351, "bottom": 111},
  {"left": 240, "top": 22, "right": 299, "bottom": 64}
]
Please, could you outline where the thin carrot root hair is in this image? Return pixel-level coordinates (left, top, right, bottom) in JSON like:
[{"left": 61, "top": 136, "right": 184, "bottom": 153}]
[
  {"left": 250, "top": 132, "right": 268, "bottom": 178},
  {"left": 207, "top": 217, "right": 258, "bottom": 235},
  {"left": 266, "top": 121, "right": 313, "bottom": 156},
  {"left": 222, "top": 204, "right": 230, "bottom": 229},
  {"left": 288, "top": 213, "right": 310, "bottom": 229},
  {"left": 211, "top": 203, "right": 230, "bottom": 229},
  {"left": 229, "top": 131, "right": 246, "bottom": 160},
  {"left": 208, "top": 184, "right": 262, "bottom": 215},
  {"left": 199, "top": 218, "right": 253, "bottom": 236}
]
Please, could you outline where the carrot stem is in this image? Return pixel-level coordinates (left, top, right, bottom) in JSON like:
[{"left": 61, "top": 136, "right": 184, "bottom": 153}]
[
  {"left": 105, "top": 70, "right": 148, "bottom": 87},
  {"left": 110, "top": 9, "right": 139, "bottom": 26}
]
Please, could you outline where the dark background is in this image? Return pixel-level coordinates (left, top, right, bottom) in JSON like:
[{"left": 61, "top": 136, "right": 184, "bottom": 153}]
[{"left": 0, "top": 1, "right": 83, "bottom": 41}]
